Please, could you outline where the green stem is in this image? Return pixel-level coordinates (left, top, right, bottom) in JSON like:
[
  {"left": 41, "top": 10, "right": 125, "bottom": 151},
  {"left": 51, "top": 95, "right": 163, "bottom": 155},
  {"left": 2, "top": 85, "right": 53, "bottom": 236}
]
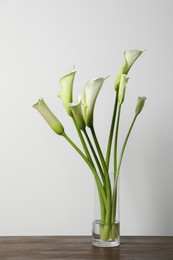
[
  {"left": 114, "top": 104, "right": 121, "bottom": 178},
  {"left": 72, "top": 116, "right": 94, "bottom": 164},
  {"left": 70, "top": 117, "right": 107, "bottom": 218},
  {"left": 106, "top": 93, "right": 118, "bottom": 169},
  {"left": 90, "top": 125, "right": 107, "bottom": 173},
  {"left": 111, "top": 179, "right": 118, "bottom": 224},
  {"left": 95, "top": 179, "right": 106, "bottom": 222},
  {"left": 71, "top": 117, "right": 107, "bottom": 223},
  {"left": 83, "top": 128, "right": 105, "bottom": 185},
  {"left": 111, "top": 114, "right": 138, "bottom": 223},
  {"left": 90, "top": 125, "right": 112, "bottom": 240},
  {"left": 90, "top": 125, "right": 111, "bottom": 219},
  {"left": 116, "top": 114, "right": 137, "bottom": 177},
  {"left": 62, "top": 132, "right": 107, "bottom": 219}
]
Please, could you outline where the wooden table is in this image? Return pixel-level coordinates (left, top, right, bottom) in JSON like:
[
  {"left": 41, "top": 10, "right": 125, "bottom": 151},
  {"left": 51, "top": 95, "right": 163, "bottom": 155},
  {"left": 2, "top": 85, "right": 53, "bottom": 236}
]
[{"left": 0, "top": 236, "right": 173, "bottom": 259}]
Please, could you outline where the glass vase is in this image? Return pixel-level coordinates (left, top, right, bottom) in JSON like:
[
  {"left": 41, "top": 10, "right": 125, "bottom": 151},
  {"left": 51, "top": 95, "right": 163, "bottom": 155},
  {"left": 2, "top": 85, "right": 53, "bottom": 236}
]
[{"left": 92, "top": 173, "right": 120, "bottom": 247}]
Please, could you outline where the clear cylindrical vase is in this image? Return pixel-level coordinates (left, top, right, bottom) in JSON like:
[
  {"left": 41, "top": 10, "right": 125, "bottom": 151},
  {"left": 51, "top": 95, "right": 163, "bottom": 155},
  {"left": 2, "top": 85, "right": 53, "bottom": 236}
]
[{"left": 92, "top": 173, "right": 120, "bottom": 247}]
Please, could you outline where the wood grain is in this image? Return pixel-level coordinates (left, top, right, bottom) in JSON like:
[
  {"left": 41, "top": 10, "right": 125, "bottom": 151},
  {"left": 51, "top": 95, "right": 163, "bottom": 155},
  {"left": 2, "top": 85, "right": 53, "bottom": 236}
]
[{"left": 0, "top": 236, "right": 172, "bottom": 260}]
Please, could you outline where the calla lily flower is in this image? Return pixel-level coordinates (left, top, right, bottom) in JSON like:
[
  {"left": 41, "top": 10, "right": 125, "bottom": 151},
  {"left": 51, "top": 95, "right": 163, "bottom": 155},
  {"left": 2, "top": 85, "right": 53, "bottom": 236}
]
[
  {"left": 58, "top": 69, "right": 76, "bottom": 116},
  {"left": 33, "top": 98, "right": 64, "bottom": 135},
  {"left": 135, "top": 96, "right": 147, "bottom": 116},
  {"left": 115, "top": 49, "right": 144, "bottom": 90},
  {"left": 82, "top": 77, "right": 105, "bottom": 127},
  {"left": 68, "top": 97, "right": 86, "bottom": 130},
  {"left": 118, "top": 74, "right": 129, "bottom": 105}
]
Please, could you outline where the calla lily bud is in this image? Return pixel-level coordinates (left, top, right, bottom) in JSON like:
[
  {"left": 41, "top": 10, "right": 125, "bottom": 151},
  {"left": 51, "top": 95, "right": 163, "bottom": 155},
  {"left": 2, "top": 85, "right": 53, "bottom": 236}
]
[
  {"left": 82, "top": 77, "right": 105, "bottom": 127},
  {"left": 33, "top": 99, "right": 64, "bottom": 135},
  {"left": 68, "top": 97, "right": 86, "bottom": 130},
  {"left": 135, "top": 96, "right": 147, "bottom": 116},
  {"left": 118, "top": 74, "right": 129, "bottom": 105},
  {"left": 115, "top": 49, "right": 144, "bottom": 90},
  {"left": 58, "top": 69, "right": 76, "bottom": 116}
]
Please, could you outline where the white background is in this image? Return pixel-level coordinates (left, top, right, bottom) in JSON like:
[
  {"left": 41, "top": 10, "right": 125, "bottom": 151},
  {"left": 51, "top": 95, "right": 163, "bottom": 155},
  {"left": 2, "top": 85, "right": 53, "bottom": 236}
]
[{"left": 0, "top": 0, "right": 173, "bottom": 236}]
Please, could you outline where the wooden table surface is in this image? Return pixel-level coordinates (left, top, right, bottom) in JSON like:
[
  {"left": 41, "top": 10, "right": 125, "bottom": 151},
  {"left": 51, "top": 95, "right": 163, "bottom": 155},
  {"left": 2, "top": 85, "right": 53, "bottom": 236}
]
[{"left": 0, "top": 236, "right": 173, "bottom": 260}]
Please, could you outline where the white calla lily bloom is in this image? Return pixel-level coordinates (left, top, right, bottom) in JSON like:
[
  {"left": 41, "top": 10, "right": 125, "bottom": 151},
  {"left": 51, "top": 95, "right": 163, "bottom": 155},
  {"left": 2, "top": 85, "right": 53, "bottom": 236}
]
[
  {"left": 118, "top": 74, "right": 129, "bottom": 105},
  {"left": 115, "top": 49, "right": 144, "bottom": 90},
  {"left": 82, "top": 77, "right": 105, "bottom": 127},
  {"left": 58, "top": 69, "right": 76, "bottom": 116},
  {"left": 68, "top": 96, "right": 85, "bottom": 130}
]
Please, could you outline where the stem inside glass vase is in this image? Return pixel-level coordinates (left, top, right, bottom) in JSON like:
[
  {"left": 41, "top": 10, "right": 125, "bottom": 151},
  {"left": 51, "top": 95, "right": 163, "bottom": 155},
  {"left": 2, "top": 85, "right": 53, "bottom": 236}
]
[{"left": 92, "top": 173, "right": 120, "bottom": 247}]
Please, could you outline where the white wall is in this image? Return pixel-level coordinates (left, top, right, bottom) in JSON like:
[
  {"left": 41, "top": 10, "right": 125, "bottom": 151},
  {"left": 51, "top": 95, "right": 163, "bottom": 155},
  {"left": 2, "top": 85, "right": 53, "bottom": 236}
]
[{"left": 0, "top": 0, "right": 173, "bottom": 236}]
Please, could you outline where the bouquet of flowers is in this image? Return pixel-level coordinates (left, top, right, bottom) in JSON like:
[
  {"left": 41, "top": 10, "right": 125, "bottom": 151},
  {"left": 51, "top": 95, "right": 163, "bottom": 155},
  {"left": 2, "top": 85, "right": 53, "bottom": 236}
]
[{"left": 33, "top": 49, "right": 146, "bottom": 244}]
